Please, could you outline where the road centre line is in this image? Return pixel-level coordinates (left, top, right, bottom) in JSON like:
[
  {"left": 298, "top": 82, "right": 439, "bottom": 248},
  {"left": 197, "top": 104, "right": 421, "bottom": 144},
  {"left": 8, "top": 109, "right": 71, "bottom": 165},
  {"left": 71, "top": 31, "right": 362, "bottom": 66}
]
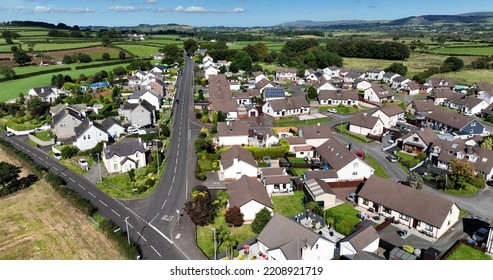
[
  {"left": 172, "top": 176, "right": 175, "bottom": 183},
  {"left": 99, "top": 200, "right": 108, "bottom": 207},
  {"left": 161, "top": 199, "right": 167, "bottom": 210},
  {"left": 78, "top": 184, "right": 86, "bottom": 190},
  {"left": 168, "top": 185, "right": 173, "bottom": 196},
  {"left": 88, "top": 192, "right": 96, "bottom": 198},
  {"left": 69, "top": 178, "right": 76, "bottom": 183},
  {"left": 174, "top": 166, "right": 177, "bottom": 173},
  {"left": 53, "top": 167, "right": 59, "bottom": 171},
  {"left": 60, "top": 172, "right": 66, "bottom": 176},
  {"left": 137, "top": 232, "right": 147, "bottom": 242},
  {"left": 111, "top": 209, "right": 121, "bottom": 217}
]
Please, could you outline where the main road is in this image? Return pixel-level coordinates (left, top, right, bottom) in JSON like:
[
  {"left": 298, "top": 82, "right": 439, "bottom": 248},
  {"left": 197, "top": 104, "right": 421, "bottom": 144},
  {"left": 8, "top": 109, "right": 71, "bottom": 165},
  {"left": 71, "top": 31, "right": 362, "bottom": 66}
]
[{"left": 0, "top": 56, "right": 202, "bottom": 260}]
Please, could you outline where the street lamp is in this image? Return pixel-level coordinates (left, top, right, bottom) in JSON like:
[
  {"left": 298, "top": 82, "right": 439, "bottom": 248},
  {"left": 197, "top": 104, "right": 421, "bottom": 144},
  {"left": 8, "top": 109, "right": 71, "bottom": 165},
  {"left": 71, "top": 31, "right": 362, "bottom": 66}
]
[
  {"left": 153, "top": 139, "right": 161, "bottom": 174},
  {"left": 212, "top": 227, "right": 217, "bottom": 260},
  {"left": 95, "top": 152, "right": 102, "bottom": 183},
  {"left": 124, "top": 217, "right": 130, "bottom": 245}
]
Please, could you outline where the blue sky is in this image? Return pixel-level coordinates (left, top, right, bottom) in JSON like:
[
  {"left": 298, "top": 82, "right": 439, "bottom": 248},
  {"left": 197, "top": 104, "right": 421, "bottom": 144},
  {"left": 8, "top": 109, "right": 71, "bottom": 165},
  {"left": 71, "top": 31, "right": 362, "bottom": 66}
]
[{"left": 1, "top": 0, "right": 492, "bottom": 27}]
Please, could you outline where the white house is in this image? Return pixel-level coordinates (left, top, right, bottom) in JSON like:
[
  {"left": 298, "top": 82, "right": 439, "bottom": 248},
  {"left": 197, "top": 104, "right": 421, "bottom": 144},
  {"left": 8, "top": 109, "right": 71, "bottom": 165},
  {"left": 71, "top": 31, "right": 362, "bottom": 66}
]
[
  {"left": 371, "top": 105, "right": 405, "bottom": 128},
  {"left": 318, "top": 90, "right": 359, "bottom": 106},
  {"left": 216, "top": 121, "right": 249, "bottom": 147},
  {"left": 339, "top": 225, "right": 380, "bottom": 257},
  {"left": 102, "top": 138, "right": 147, "bottom": 174},
  {"left": 294, "top": 145, "right": 314, "bottom": 158},
  {"left": 382, "top": 72, "right": 400, "bottom": 85},
  {"left": 126, "top": 88, "right": 162, "bottom": 110},
  {"left": 366, "top": 69, "right": 385, "bottom": 81},
  {"left": 204, "top": 64, "right": 219, "bottom": 79},
  {"left": 73, "top": 119, "right": 109, "bottom": 151},
  {"left": 323, "top": 66, "right": 340, "bottom": 77},
  {"left": 391, "top": 77, "right": 411, "bottom": 89},
  {"left": 299, "top": 123, "right": 333, "bottom": 148},
  {"left": 100, "top": 117, "right": 125, "bottom": 140},
  {"left": 364, "top": 85, "right": 394, "bottom": 103},
  {"left": 264, "top": 175, "right": 293, "bottom": 195},
  {"left": 265, "top": 135, "right": 280, "bottom": 147},
  {"left": 220, "top": 146, "right": 258, "bottom": 180},
  {"left": 256, "top": 214, "right": 336, "bottom": 260},
  {"left": 262, "top": 96, "right": 309, "bottom": 118},
  {"left": 355, "top": 79, "right": 372, "bottom": 91},
  {"left": 443, "top": 94, "right": 488, "bottom": 115},
  {"left": 349, "top": 112, "right": 384, "bottom": 136},
  {"left": 226, "top": 175, "right": 273, "bottom": 222},
  {"left": 315, "top": 79, "right": 337, "bottom": 93},
  {"left": 275, "top": 67, "right": 297, "bottom": 82},
  {"left": 400, "top": 81, "right": 421, "bottom": 95},
  {"left": 28, "top": 86, "right": 65, "bottom": 102}
]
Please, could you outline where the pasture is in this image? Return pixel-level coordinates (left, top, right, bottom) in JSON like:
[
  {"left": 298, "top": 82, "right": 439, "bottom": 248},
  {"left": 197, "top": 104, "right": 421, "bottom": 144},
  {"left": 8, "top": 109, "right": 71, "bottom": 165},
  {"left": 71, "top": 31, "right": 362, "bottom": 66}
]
[
  {"left": 114, "top": 44, "right": 161, "bottom": 57},
  {"left": 429, "top": 46, "right": 493, "bottom": 56}
]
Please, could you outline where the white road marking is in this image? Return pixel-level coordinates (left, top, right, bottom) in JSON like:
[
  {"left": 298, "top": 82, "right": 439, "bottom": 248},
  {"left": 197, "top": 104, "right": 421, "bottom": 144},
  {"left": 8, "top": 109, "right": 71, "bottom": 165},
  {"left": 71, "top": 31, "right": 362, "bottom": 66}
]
[
  {"left": 175, "top": 158, "right": 178, "bottom": 165},
  {"left": 53, "top": 167, "right": 59, "bottom": 171},
  {"left": 78, "top": 184, "right": 86, "bottom": 190},
  {"left": 174, "top": 166, "right": 177, "bottom": 173},
  {"left": 172, "top": 176, "right": 175, "bottom": 183},
  {"left": 69, "top": 178, "right": 75, "bottom": 183},
  {"left": 148, "top": 224, "right": 173, "bottom": 244},
  {"left": 137, "top": 232, "right": 147, "bottom": 242},
  {"left": 99, "top": 200, "right": 108, "bottom": 207},
  {"left": 60, "top": 172, "right": 66, "bottom": 176},
  {"left": 177, "top": 150, "right": 179, "bottom": 157},
  {"left": 88, "top": 192, "right": 96, "bottom": 198},
  {"left": 168, "top": 185, "right": 173, "bottom": 196},
  {"left": 150, "top": 245, "right": 161, "bottom": 257},
  {"left": 161, "top": 199, "right": 167, "bottom": 210},
  {"left": 175, "top": 234, "right": 181, "bottom": 239},
  {"left": 111, "top": 209, "right": 121, "bottom": 217},
  {"left": 149, "top": 212, "right": 160, "bottom": 224},
  {"left": 127, "top": 222, "right": 134, "bottom": 229}
]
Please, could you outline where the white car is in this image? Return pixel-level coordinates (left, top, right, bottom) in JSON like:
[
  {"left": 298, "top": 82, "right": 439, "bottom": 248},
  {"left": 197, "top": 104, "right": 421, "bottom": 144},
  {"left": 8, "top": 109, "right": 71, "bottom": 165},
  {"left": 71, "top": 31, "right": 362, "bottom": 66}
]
[
  {"left": 5, "top": 131, "right": 14, "bottom": 137},
  {"left": 327, "top": 108, "right": 337, "bottom": 113},
  {"left": 126, "top": 126, "right": 139, "bottom": 134},
  {"left": 77, "top": 158, "right": 89, "bottom": 168},
  {"left": 53, "top": 152, "right": 62, "bottom": 160}
]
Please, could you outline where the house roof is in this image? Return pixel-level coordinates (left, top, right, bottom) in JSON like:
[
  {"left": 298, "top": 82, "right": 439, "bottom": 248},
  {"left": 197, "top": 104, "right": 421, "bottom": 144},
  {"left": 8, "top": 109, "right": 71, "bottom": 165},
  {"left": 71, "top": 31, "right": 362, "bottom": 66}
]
[
  {"left": 339, "top": 225, "right": 380, "bottom": 253},
  {"left": 247, "top": 88, "right": 261, "bottom": 97},
  {"left": 318, "top": 90, "right": 358, "bottom": 101},
  {"left": 393, "top": 76, "right": 409, "bottom": 83},
  {"left": 358, "top": 176, "right": 457, "bottom": 228},
  {"left": 316, "top": 138, "right": 365, "bottom": 172},
  {"left": 100, "top": 117, "right": 124, "bottom": 131},
  {"left": 410, "top": 100, "right": 436, "bottom": 113},
  {"left": 74, "top": 118, "right": 108, "bottom": 138},
  {"left": 475, "top": 81, "right": 493, "bottom": 92},
  {"left": 267, "top": 96, "right": 309, "bottom": 112},
  {"left": 345, "top": 71, "right": 364, "bottom": 79},
  {"left": 276, "top": 67, "right": 297, "bottom": 74},
  {"left": 256, "top": 78, "right": 273, "bottom": 90},
  {"left": 383, "top": 72, "right": 399, "bottom": 79},
  {"left": 427, "top": 108, "right": 478, "bottom": 130},
  {"left": 210, "top": 98, "right": 238, "bottom": 113},
  {"left": 446, "top": 94, "right": 484, "bottom": 108},
  {"left": 264, "top": 175, "right": 291, "bottom": 185},
  {"left": 226, "top": 175, "right": 272, "bottom": 209},
  {"left": 350, "top": 112, "right": 381, "bottom": 129},
  {"left": 286, "top": 137, "right": 306, "bottom": 145},
  {"left": 217, "top": 121, "right": 248, "bottom": 137},
  {"left": 303, "top": 170, "right": 339, "bottom": 180},
  {"left": 377, "top": 105, "right": 404, "bottom": 117},
  {"left": 430, "top": 138, "right": 466, "bottom": 163},
  {"left": 402, "top": 127, "right": 438, "bottom": 147},
  {"left": 369, "top": 85, "right": 394, "bottom": 98},
  {"left": 123, "top": 99, "right": 155, "bottom": 112},
  {"left": 51, "top": 107, "right": 83, "bottom": 127},
  {"left": 257, "top": 214, "right": 322, "bottom": 260},
  {"left": 304, "top": 178, "right": 335, "bottom": 198},
  {"left": 300, "top": 123, "right": 333, "bottom": 140},
  {"left": 261, "top": 168, "right": 286, "bottom": 177},
  {"left": 403, "top": 81, "right": 420, "bottom": 90},
  {"left": 429, "top": 88, "right": 454, "bottom": 99},
  {"left": 103, "top": 138, "right": 145, "bottom": 159},
  {"left": 294, "top": 145, "right": 313, "bottom": 152},
  {"left": 128, "top": 89, "right": 160, "bottom": 100},
  {"left": 220, "top": 145, "right": 257, "bottom": 170},
  {"left": 429, "top": 77, "right": 456, "bottom": 88},
  {"left": 264, "top": 87, "right": 286, "bottom": 98}
]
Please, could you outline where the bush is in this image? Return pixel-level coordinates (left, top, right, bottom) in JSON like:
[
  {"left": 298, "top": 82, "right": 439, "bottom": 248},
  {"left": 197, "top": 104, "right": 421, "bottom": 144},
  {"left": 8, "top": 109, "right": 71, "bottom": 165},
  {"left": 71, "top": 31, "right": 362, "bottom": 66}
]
[
  {"left": 97, "top": 217, "right": 141, "bottom": 259},
  {"left": 196, "top": 172, "right": 207, "bottom": 181},
  {"left": 225, "top": 206, "right": 244, "bottom": 227},
  {"left": 61, "top": 146, "right": 79, "bottom": 159},
  {"left": 251, "top": 208, "right": 272, "bottom": 234}
]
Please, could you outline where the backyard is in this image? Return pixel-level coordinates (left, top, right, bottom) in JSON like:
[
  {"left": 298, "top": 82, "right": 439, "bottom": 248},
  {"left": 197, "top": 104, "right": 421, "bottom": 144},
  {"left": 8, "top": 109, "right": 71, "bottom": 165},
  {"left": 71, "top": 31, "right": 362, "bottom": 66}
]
[
  {"left": 271, "top": 191, "right": 305, "bottom": 218},
  {"left": 325, "top": 203, "right": 361, "bottom": 236},
  {"left": 272, "top": 116, "right": 332, "bottom": 127},
  {"left": 446, "top": 244, "right": 491, "bottom": 260}
]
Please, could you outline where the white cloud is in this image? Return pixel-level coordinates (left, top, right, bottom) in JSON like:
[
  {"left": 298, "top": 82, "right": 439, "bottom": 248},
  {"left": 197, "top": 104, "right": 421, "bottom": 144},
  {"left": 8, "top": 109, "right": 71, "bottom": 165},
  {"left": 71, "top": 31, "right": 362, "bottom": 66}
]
[
  {"left": 171, "top": 6, "right": 247, "bottom": 14},
  {"left": 142, "top": 0, "right": 158, "bottom": 3},
  {"left": 233, "top": 7, "right": 245, "bottom": 13},
  {"left": 109, "top": 5, "right": 139, "bottom": 12},
  {"left": 34, "top": 6, "right": 51, "bottom": 13},
  {"left": 32, "top": 6, "right": 92, "bottom": 13},
  {"left": 174, "top": 6, "right": 208, "bottom": 13}
]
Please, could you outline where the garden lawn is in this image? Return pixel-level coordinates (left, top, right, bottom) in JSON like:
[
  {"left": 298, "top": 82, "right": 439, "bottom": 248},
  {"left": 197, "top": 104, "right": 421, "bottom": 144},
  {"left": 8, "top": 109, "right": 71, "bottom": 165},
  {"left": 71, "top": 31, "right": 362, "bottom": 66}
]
[
  {"left": 272, "top": 117, "right": 332, "bottom": 127},
  {"left": 272, "top": 191, "right": 305, "bottom": 218},
  {"left": 447, "top": 244, "right": 491, "bottom": 260},
  {"left": 34, "top": 130, "right": 52, "bottom": 141},
  {"left": 60, "top": 159, "right": 84, "bottom": 175},
  {"left": 335, "top": 123, "right": 372, "bottom": 144},
  {"left": 440, "top": 183, "right": 482, "bottom": 197},
  {"left": 288, "top": 157, "right": 307, "bottom": 164},
  {"left": 364, "top": 154, "right": 389, "bottom": 179},
  {"left": 396, "top": 151, "right": 415, "bottom": 161},
  {"left": 290, "top": 168, "right": 309, "bottom": 177},
  {"left": 196, "top": 216, "right": 257, "bottom": 258},
  {"left": 325, "top": 203, "right": 361, "bottom": 236},
  {"left": 98, "top": 171, "right": 158, "bottom": 199}
]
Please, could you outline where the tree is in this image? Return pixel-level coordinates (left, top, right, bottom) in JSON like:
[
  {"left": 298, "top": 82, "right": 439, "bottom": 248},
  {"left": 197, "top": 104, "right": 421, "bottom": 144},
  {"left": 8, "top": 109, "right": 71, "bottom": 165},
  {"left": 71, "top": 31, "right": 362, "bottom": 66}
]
[
  {"left": 306, "top": 201, "right": 323, "bottom": 216},
  {"left": 13, "top": 50, "right": 31, "bottom": 65},
  {"left": 161, "top": 125, "right": 171, "bottom": 137},
  {"left": 449, "top": 158, "right": 475, "bottom": 190},
  {"left": 27, "top": 97, "right": 49, "bottom": 118},
  {"left": 62, "top": 55, "right": 73, "bottom": 64},
  {"left": 119, "top": 50, "right": 126, "bottom": 60},
  {"left": 442, "top": 57, "right": 464, "bottom": 72},
  {"left": 113, "top": 66, "right": 126, "bottom": 76},
  {"left": 2, "top": 31, "right": 20, "bottom": 44},
  {"left": 307, "top": 85, "right": 317, "bottom": 100},
  {"left": 183, "top": 39, "right": 199, "bottom": 55},
  {"left": 0, "top": 66, "right": 16, "bottom": 80},
  {"left": 251, "top": 207, "right": 272, "bottom": 234},
  {"left": 160, "top": 44, "right": 183, "bottom": 65},
  {"left": 384, "top": 63, "right": 408, "bottom": 76},
  {"left": 225, "top": 206, "right": 244, "bottom": 227},
  {"left": 481, "top": 136, "right": 493, "bottom": 150},
  {"left": 51, "top": 74, "right": 65, "bottom": 88},
  {"left": 407, "top": 172, "right": 423, "bottom": 189},
  {"left": 61, "top": 146, "right": 79, "bottom": 159},
  {"left": 102, "top": 52, "right": 111, "bottom": 61},
  {"left": 213, "top": 190, "right": 229, "bottom": 208},
  {"left": 216, "top": 111, "right": 226, "bottom": 123},
  {"left": 101, "top": 35, "right": 110, "bottom": 47},
  {"left": 233, "top": 50, "right": 253, "bottom": 71},
  {"left": 184, "top": 186, "right": 216, "bottom": 226},
  {"left": 0, "top": 162, "right": 21, "bottom": 186}
]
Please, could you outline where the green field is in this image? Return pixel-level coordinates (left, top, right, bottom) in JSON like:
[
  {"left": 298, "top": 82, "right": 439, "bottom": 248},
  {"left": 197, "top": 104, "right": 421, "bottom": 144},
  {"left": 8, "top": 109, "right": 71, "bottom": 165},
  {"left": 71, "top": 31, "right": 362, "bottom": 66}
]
[
  {"left": 228, "top": 41, "right": 285, "bottom": 51},
  {"left": 430, "top": 46, "right": 493, "bottom": 56},
  {"left": 22, "top": 42, "right": 103, "bottom": 52},
  {"left": 114, "top": 44, "right": 161, "bottom": 57},
  {"left": 430, "top": 70, "right": 493, "bottom": 85}
]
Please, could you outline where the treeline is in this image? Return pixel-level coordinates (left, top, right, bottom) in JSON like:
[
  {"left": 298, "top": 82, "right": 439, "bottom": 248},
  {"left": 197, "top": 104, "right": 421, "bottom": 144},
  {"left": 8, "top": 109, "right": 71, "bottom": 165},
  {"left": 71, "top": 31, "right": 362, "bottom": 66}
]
[
  {"left": 272, "top": 29, "right": 325, "bottom": 37},
  {"left": 0, "top": 67, "right": 71, "bottom": 83},
  {"left": 325, "top": 40, "right": 410, "bottom": 60},
  {"left": 197, "top": 31, "right": 263, "bottom": 42},
  {"left": 74, "top": 59, "right": 136, "bottom": 70},
  {"left": 1, "top": 21, "right": 76, "bottom": 30},
  {"left": 47, "top": 30, "right": 84, "bottom": 38}
]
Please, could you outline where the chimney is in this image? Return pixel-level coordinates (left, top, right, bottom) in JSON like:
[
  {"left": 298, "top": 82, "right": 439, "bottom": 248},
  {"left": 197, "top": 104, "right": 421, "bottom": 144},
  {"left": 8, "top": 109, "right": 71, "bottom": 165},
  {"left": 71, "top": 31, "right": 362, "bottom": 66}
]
[
  {"left": 227, "top": 120, "right": 230, "bottom": 126},
  {"left": 363, "top": 112, "right": 367, "bottom": 117},
  {"left": 233, "top": 156, "right": 239, "bottom": 166},
  {"left": 317, "top": 122, "right": 320, "bottom": 127},
  {"left": 103, "top": 142, "right": 107, "bottom": 149}
]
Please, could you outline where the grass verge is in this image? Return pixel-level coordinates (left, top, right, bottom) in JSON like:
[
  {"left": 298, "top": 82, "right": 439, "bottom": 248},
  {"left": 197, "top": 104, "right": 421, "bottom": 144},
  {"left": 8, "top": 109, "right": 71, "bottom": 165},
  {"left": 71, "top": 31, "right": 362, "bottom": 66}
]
[{"left": 364, "top": 154, "right": 390, "bottom": 179}]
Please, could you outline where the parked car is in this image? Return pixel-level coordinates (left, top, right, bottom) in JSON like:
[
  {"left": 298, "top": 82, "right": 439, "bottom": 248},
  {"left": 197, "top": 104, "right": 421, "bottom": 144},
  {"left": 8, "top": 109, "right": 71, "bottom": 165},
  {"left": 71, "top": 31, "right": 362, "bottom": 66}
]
[
  {"left": 53, "top": 152, "right": 62, "bottom": 160},
  {"left": 126, "top": 126, "right": 139, "bottom": 134},
  {"left": 327, "top": 108, "right": 337, "bottom": 113},
  {"left": 77, "top": 158, "right": 89, "bottom": 168},
  {"left": 388, "top": 138, "right": 395, "bottom": 144},
  {"left": 386, "top": 155, "right": 398, "bottom": 162},
  {"left": 472, "top": 228, "right": 489, "bottom": 243},
  {"left": 346, "top": 192, "right": 357, "bottom": 202},
  {"left": 487, "top": 180, "right": 493, "bottom": 187},
  {"left": 5, "top": 131, "right": 14, "bottom": 137}
]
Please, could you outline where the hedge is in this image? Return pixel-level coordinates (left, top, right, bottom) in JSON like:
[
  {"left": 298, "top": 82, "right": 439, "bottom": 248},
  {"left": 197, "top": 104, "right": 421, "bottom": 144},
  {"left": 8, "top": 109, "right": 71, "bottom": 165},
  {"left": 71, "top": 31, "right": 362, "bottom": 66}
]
[
  {"left": 244, "top": 144, "right": 289, "bottom": 160},
  {"left": 97, "top": 217, "right": 141, "bottom": 259},
  {"left": 0, "top": 138, "right": 46, "bottom": 176},
  {"left": 74, "top": 59, "right": 137, "bottom": 70}
]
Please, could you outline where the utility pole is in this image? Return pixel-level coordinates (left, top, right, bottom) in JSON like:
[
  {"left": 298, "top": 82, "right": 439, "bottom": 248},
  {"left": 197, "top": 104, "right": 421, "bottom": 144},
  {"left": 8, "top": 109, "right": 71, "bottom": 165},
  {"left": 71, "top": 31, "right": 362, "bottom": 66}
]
[
  {"left": 96, "top": 153, "right": 102, "bottom": 183},
  {"left": 124, "top": 217, "right": 130, "bottom": 245}
]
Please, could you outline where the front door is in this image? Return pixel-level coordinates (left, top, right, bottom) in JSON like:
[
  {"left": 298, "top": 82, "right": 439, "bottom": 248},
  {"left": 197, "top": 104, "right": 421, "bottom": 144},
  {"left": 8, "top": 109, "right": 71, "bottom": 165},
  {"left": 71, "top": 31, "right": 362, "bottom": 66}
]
[{"left": 412, "top": 219, "right": 418, "bottom": 229}]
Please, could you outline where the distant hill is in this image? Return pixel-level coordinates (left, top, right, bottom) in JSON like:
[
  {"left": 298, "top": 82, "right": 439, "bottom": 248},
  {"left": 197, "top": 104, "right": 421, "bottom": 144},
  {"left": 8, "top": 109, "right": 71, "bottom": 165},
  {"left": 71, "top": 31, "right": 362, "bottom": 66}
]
[{"left": 276, "top": 20, "right": 367, "bottom": 28}]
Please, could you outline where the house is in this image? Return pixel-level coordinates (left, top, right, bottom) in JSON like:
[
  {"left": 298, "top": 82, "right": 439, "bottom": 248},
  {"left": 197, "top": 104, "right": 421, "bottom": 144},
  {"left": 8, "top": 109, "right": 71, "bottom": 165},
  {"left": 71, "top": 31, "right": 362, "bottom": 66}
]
[
  {"left": 443, "top": 94, "right": 488, "bottom": 116},
  {"left": 371, "top": 105, "right": 405, "bottom": 128},
  {"left": 480, "top": 102, "right": 493, "bottom": 119},
  {"left": 286, "top": 137, "right": 307, "bottom": 153},
  {"left": 73, "top": 119, "right": 109, "bottom": 151},
  {"left": 472, "top": 82, "right": 493, "bottom": 104},
  {"left": 216, "top": 121, "right": 249, "bottom": 147},
  {"left": 226, "top": 175, "right": 272, "bottom": 222},
  {"left": 264, "top": 87, "right": 286, "bottom": 101},
  {"left": 275, "top": 67, "right": 297, "bottom": 82},
  {"left": 323, "top": 66, "right": 340, "bottom": 77},
  {"left": 318, "top": 90, "right": 359, "bottom": 106},
  {"left": 303, "top": 179, "right": 337, "bottom": 210},
  {"left": 255, "top": 78, "right": 275, "bottom": 93},
  {"left": 220, "top": 146, "right": 258, "bottom": 180},
  {"left": 427, "top": 77, "right": 456, "bottom": 90},
  {"left": 349, "top": 112, "right": 384, "bottom": 136},
  {"left": 265, "top": 135, "right": 280, "bottom": 147},
  {"left": 315, "top": 78, "right": 337, "bottom": 93},
  {"left": 51, "top": 108, "right": 84, "bottom": 140},
  {"left": 299, "top": 123, "right": 333, "bottom": 148},
  {"left": 294, "top": 145, "right": 314, "bottom": 158},
  {"left": 339, "top": 225, "right": 380, "bottom": 257},
  {"left": 28, "top": 86, "right": 65, "bottom": 102},
  {"left": 256, "top": 214, "right": 336, "bottom": 260},
  {"left": 406, "top": 100, "right": 436, "bottom": 119},
  {"left": 100, "top": 117, "right": 125, "bottom": 139},
  {"left": 262, "top": 96, "right": 309, "bottom": 118},
  {"left": 204, "top": 64, "right": 219, "bottom": 79},
  {"left": 391, "top": 77, "right": 411, "bottom": 89},
  {"left": 382, "top": 72, "right": 400, "bottom": 84},
  {"left": 354, "top": 79, "right": 372, "bottom": 91},
  {"left": 428, "top": 138, "right": 466, "bottom": 169},
  {"left": 50, "top": 103, "right": 87, "bottom": 117},
  {"left": 400, "top": 81, "right": 420, "bottom": 95},
  {"left": 315, "top": 138, "right": 374, "bottom": 181},
  {"left": 366, "top": 69, "right": 385, "bottom": 81},
  {"left": 364, "top": 85, "right": 394, "bottom": 103},
  {"left": 303, "top": 170, "right": 339, "bottom": 182},
  {"left": 357, "top": 176, "right": 460, "bottom": 239},
  {"left": 126, "top": 88, "right": 162, "bottom": 110},
  {"left": 260, "top": 167, "right": 288, "bottom": 181},
  {"left": 426, "top": 108, "right": 485, "bottom": 135},
  {"left": 264, "top": 175, "right": 293, "bottom": 195},
  {"left": 122, "top": 100, "right": 155, "bottom": 127},
  {"left": 150, "top": 80, "right": 166, "bottom": 97},
  {"left": 102, "top": 138, "right": 147, "bottom": 174},
  {"left": 427, "top": 88, "right": 455, "bottom": 105},
  {"left": 401, "top": 127, "right": 438, "bottom": 155},
  {"left": 343, "top": 71, "right": 365, "bottom": 83}
]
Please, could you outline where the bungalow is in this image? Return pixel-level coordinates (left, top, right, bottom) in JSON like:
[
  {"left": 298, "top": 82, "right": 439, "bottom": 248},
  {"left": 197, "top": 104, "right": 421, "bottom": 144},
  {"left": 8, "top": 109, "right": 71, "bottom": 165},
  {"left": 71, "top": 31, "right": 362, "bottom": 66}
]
[
  {"left": 216, "top": 121, "right": 249, "bottom": 147},
  {"left": 73, "top": 119, "right": 109, "bottom": 151},
  {"left": 364, "top": 85, "right": 394, "bottom": 103},
  {"left": 126, "top": 88, "right": 162, "bottom": 110},
  {"left": 264, "top": 175, "right": 293, "bottom": 195},
  {"left": 299, "top": 123, "right": 333, "bottom": 148},
  {"left": 255, "top": 78, "right": 275, "bottom": 93},
  {"left": 349, "top": 112, "right": 384, "bottom": 136},
  {"left": 51, "top": 108, "right": 84, "bottom": 140},
  {"left": 339, "top": 225, "right": 380, "bottom": 257},
  {"left": 303, "top": 179, "right": 337, "bottom": 210},
  {"left": 400, "top": 81, "right": 420, "bottom": 95},
  {"left": 343, "top": 71, "right": 365, "bottom": 83},
  {"left": 28, "top": 86, "right": 65, "bottom": 102},
  {"left": 426, "top": 108, "right": 485, "bottom": 135},
  {"left": 275, "top": 67, "right": 297, "bottom": 82},
  {"left": 204, "top": 64, "right": 219, "bottom": 79},
  {"left": 366, "top": 69, "right": 385, "bottom": 81},
  {"left": 102, "top": 138, "right": 147, "bottom": 174},
  {"left": 219, "top": 145, "right": 258, "bottom": 180},
  {"left": 260, "top": 167, "right": 288, "bottom": 181},
  {"left": 100, "top": 117, "right": 125, "bottom": 139},
  {"left": 427, "top": 77, "right": 456, "bottom": 90},
  {"left": 262, "top": 96, "right": 309, "bottom": 118},
  {"left": 371, "top": 105, "right": 405, "bottom": 128},
  {"left": 401, "top": 127, "right": 438, "bottom": 155},
  {"left": 406, "top": 100, "right": 436, "bottom": 119},
  {"left": 294, "top": 145, "right": 314, "bottom": 158},
  {"left": 315, "top": 78, "right": 337, "bottom": 93},
  {"left": 472, "top": 82, "right": 493, "bottom": 104},
  {"left": 122, "top": 100, "right": 155, "bottom": 127},
  {"left": 427, "top": 88, "right": 455, "bottom": 105},
  {"left": 265, "top": 135, "right": 280, "bottom": 147},
  {"left": 382, "top": 72, "right": 400, "bottom": 85},
  {"left": 443, "top": 94, "right": 488, "bottom": 116},
  {"left": 256, "top": 214, "right": 336, "bottom": 260},
  {"left": 286, "top": 137, "right": 307, "bottom": 153},
  {"left": 354, "top": 79, "right": 372, "bottom": 91},
  {"left": 357, "top": 176, "right": 460, "bottom": 239},
  {"left": 391, "top": 77, "right": 411, "bottom": 89},
  {"left": 264, "top": 87, "right": 286, "bottom": 101},
  {"left": 226, "top": 175, "right": 272, "bottom": 222},
  {"left": 305, "top": 71, "right": 324, "bottom": 84},
  {"left": 315, "top": 138, "right": 374, "bottom": 181},
  {"left": 318, "top": 90, "right": 359, "bottom": 106}
]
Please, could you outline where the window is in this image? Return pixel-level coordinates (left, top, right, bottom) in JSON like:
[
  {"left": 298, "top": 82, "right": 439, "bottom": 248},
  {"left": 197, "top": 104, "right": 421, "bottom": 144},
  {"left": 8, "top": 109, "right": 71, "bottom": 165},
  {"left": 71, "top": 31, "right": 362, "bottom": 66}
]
[
  {"left": 315, "top": 244, "right": 319, "bottom": 249},
  {"left": 113, "top": 164, "right": 118, "bottom": 170},
  {"left": 353, "top": 162, "right": 359, "bottom": 168},
  {"left": 471, "top": 122, "right": 476, "bottom": 127},
  {"left": 352, "top": 171, "right": 358, "bottom": 176},
  {"left": 413, "top": 137, "right": 419, "bottom": 142},
  {"left": 399, "top": 214, "right": 409, "bottom": 221},
  {"left": 87, "top": 135, "right": 91, "bottom": 139},
  {"left": 417, "top": 221, "right": 421, "bottom": 226},
  {"left": 83, "top": 136, "right": 86, "bottom": 140},
  {"left": 383, "top": 207, "right": 392, "bottom": 214},
  {"left": 425, "top": 224, "right": 434, "bottom": 232},
  {"left": 300, "top": 152, "right": 304, "bottom": 155},
  {"left": 363, "top": 199, "right": 369, "bottom": 206},
  {"left": 113, "top": 157, "right": 118, "bottom": 163},
  {"left": 448, "top": 220, "right": 451, "bottom": 226}
]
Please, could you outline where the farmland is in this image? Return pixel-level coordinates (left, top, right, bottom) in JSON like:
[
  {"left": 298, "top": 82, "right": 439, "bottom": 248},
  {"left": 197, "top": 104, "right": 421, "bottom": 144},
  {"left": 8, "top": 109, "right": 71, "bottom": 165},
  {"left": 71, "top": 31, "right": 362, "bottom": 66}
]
[{"left": 429, "top": 46, "right": 493, "bottom": 56}]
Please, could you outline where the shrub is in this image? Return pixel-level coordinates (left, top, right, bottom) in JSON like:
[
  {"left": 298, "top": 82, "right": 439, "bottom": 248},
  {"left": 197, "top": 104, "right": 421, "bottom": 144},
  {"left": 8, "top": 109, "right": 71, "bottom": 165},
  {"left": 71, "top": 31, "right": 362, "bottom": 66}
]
[
  {"left": 61, "top": 146, "right": 79, "bottom": 159},
  {"left": 144, "top": 178, "right": 155, "bottom": 188},
  {"left": 97, "top": 217, "right": 141, "bottom": 259},
  {"left": 196, "top": 172, "right": 207, "bottom": 181},
  {"left": 225, "top": 206, "right": 244, "bottom": 227},
  {"left": 251, "top": 207, "right": 272, "bottom": 234}
]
